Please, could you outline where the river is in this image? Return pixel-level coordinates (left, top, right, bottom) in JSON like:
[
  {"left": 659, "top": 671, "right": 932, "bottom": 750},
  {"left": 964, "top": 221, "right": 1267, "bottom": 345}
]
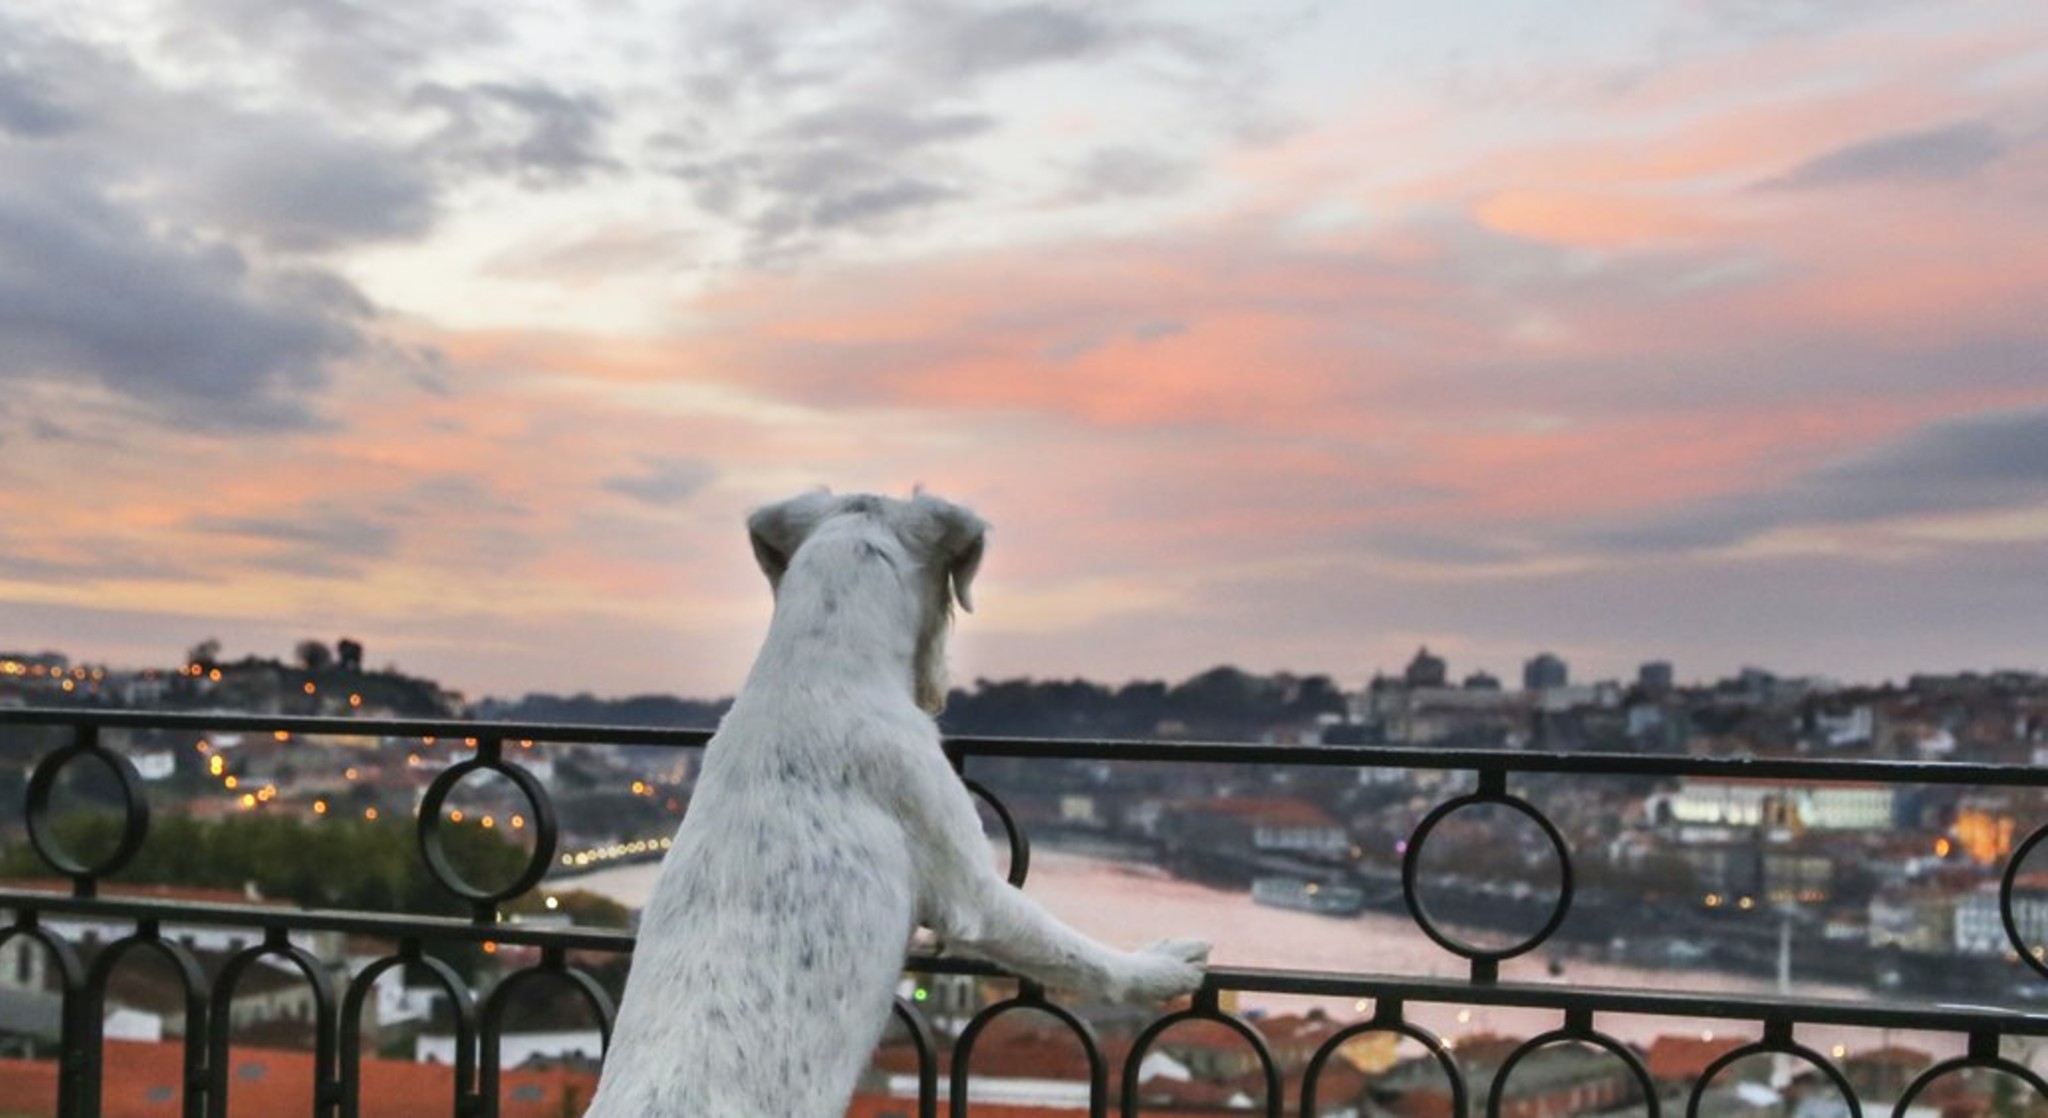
[{"left": 571, "top": 848, "right": 1977, "bottom": 1060}]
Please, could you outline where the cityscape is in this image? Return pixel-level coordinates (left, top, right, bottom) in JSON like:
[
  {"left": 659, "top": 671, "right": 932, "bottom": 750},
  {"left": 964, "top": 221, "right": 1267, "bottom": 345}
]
[
  {"left": 5, "top": 639, "right": 2048, "bottom": 1115},
  {"left": 4, "top": 0, "right": 2046, "bottom": 1113}
]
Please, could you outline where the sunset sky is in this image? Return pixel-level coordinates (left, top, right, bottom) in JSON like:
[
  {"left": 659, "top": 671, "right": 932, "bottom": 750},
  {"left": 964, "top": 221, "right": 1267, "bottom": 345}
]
[{"left": 4, "top": 1, "right": 2046, "bottom": 700}]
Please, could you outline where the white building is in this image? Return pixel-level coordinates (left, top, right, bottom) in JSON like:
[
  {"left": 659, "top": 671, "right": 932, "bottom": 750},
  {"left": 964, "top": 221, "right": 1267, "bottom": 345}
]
[
  {"left": 1955, "top": 881, "right": 2048, "bottom": 958},
  {"left": 417, "top": 1027, "right": 602, "bottom": 1068},
  {"left": 1661, "top": 779, "right": 1895, "bottom": 831}
]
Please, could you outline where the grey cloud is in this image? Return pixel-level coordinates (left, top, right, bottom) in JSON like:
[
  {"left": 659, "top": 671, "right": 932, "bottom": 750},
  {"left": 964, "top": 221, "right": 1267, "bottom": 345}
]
[
  {"left": 1066, "top": 146, "right": 1198, "bottom": 201},
  {"left": 917, "top": 4, "right": 1128, "bottom": 76},
  {"left": 662, "top": 1, "right": 1258, "bottom": 262},
  {"left": 1044, "top": 317, "right": 1190, "bottom": 361},
  {"left": 0, "top": 68, "right": 78, "bottom": 138},
  {"left": 413, "top": 81, "right": 621, "bottom": 189},
  {"left": 1765, "top": 121, "right": 2007, "bottom": 189},
  {"left": 672, "top": 143, "right": 961, "bottom": 253},
  {"left": 1362, "top": 531, "right": 1536, "bottom": 568},
  {"left": 803, "top": 176, "right": 956, "bottom": 230},
  {"left": 602, "top": 457, "right": 719, "bottom": 508},
  {"left": 0, "top": 546, "right": 207, "bottom": 586},
  {"left": 188, "top": 506, "right": 399, "bottom": 578},
  {"left": 782, "top": 106, "right": 996, "bottom": 149},
  {"left": 163, "top": 0, "right": 502, "bottom": 108},
  {"left": 175, "top": 120, "right": 439, "bottom": 251},
  {"left": 0, "top": 14, "right": 88, "bottom": 138},
  {"left": 0, "top": 182, "right": 367, "bottom": 429},
  {"left": 1575, "top": 407, "right": 2048, "bottom": 554},
  {"left": 382, "top": 475, "right": 531, "bottom": 521}
]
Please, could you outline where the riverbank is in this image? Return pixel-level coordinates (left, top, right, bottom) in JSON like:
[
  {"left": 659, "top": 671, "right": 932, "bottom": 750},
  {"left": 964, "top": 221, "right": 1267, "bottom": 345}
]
[{"left": 569, "top": 845, "right": 1972, "bottom": 1057}]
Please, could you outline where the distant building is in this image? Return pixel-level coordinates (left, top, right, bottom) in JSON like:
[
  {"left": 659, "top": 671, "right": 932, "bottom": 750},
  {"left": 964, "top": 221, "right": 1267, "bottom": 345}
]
[
  {"left": 1463, "top": 671, "right": 1502, "bottom": 691},
  {"left": 1656, "top": 778, "right": 1897, "bottom": 831},
  {"left": 1403, "top": 647, "right": 1447, "bottom": 689},
  {"left": 1638, "top": 660, "right": 1674, "bottom": 695},
  {"left": 1523, "top": 653, "right": 1569, "bottom": 692},
  {"left": 1957, "top": 876, "right": 2048, "bottom": 957}
]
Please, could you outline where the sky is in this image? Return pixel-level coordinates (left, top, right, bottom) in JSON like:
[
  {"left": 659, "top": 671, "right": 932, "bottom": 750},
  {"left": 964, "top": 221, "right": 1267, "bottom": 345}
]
[{"left": 2, "top": 1, "right": 2046, "bottom": 701}]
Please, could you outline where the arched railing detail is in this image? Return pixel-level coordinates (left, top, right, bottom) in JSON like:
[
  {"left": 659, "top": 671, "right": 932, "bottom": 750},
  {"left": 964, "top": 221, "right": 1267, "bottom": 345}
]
[
  {"left": 1888, "top": 1030, "right": 2048, "bottom": 1118},
  {"left": 949, "top": 980, "right": 1105, "bottom": 1118},
  {"left": 1684, "top": 1016, "right": 1859, "bottom": 1118},
  {"left": 82, "top": 922, "right": 209, "bottom": 1118},
  {"left": 476, "top": 947, "right": 615, "bottom": 1118},
  {"left": 340, "top": 941, "right": 479, "bottom": 1118},
  {"left": 204, "top": 926, "right": 340, "bottom": 1118},
  {"left": 1119, "top": 986, "right": 1280, "bottom": 1118},
  {"left": 1300, "top": 998, "right": 1465, "bottom": 1118},
  {"left": 1, "top": 914, "right": 87, "bottom": 1118},
  {"left": 1485, "top": 1009, "right": 1658, "bottom": 1118}
]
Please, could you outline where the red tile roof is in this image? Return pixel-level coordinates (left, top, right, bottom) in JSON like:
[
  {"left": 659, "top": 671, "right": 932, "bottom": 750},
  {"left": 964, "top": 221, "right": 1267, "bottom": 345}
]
[
  {"left": 1645, "top": 1034, "right": 1748, "bottom": 1082},
  {"left": 0, "top": 1040, "right": 594, "bottom": 1118},
  {"left": 1, "top": 1043, "right": 1242, "bottom": 1118}
]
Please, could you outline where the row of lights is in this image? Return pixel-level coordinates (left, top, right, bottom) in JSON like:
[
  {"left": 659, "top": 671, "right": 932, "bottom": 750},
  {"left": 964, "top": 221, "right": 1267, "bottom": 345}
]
[
  {"left": 559, "top": 836, "right": 674, "bottom": 869},
  {"left": 4, "top": 662, "right": 105, "bottom": 683},
  {"left": 1703, "top": 889, "right": 1829, "bottom": 909},
  {"left": 446, "top": 808, "right": 528, "bottom": 831}
]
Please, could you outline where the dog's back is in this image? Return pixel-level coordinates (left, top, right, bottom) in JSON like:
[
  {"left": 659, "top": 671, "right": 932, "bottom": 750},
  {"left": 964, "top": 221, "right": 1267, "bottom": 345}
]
[
  {"left": 585, "top": 491, "right": 1205, "bottom": 1116},
  {"left": 586, "top": 693, "right": 923, "bottom": 1115}
]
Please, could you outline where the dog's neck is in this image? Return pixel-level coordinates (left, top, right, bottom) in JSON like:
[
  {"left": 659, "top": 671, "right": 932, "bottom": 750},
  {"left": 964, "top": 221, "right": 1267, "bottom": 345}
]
[{"left": 743, "top": 530, "right": 929, "bottom": 706}]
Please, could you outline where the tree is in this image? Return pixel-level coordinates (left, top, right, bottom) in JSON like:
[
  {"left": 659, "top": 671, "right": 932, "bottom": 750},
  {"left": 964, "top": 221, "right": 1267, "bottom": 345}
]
[
  {"left": 295, "top": 639, "right": 334, "bottom": 672},
  {"left": 186, "top": 638, "right": 222, "bottom": 670}
]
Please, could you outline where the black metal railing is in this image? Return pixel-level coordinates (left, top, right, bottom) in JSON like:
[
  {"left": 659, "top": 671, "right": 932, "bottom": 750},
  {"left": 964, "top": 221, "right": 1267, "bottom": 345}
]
[{"left": 5, "top": 706, "right": 2048, "bottom": 1116}]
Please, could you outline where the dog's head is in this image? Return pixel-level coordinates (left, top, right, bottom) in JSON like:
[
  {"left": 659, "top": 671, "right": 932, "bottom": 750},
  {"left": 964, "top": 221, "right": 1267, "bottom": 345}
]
[{"left": 747, "top": 489, "right": 987, "bottom": 713}]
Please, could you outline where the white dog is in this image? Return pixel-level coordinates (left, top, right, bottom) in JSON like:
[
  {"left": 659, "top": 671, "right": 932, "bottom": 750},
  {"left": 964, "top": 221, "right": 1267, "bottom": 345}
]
[{"left": 585, "top": 490, "right": 1209, "bottom": 1117}]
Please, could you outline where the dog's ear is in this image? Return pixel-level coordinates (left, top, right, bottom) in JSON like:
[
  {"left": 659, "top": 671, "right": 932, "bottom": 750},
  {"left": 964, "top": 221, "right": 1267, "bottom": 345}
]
[
  {"left": 747, "top": 490, "right": 837, "bottom": 592},
  {"left": 948, "top": 526, "right": 985, "bottom": 613},
  {"left": 909, "top": 493, "right": 988, "bottom": 613}
]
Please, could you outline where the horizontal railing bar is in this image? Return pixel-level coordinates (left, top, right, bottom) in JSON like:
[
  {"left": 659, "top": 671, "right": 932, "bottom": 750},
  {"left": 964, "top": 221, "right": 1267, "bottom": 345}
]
[
  {"left": 0, "top": 888, "right": 638, "bottom": 952},
  {"left": 1215, "top": 966, "right": 2048, "bottom": 1034},
  {"left": 8, "top": 887, "right": 2046, "bottom": 1037},
  {"left": 0, "top": 707, "right": 717, "bottom": 750},
  {"left": 946, "top": 735, "right": 2048, "bottom": 786},
  {"left": 3, "top": 707, "right": 2043, "bottom": 785}
]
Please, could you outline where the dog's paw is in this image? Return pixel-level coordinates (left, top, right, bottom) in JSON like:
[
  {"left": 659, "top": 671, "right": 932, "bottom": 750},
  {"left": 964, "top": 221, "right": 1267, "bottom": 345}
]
[{"left": 1112, "top": 937, "right": 1210, "bottom": 1003}]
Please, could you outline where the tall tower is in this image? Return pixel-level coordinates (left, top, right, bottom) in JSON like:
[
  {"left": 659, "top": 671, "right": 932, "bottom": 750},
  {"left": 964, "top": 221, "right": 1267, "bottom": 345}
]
[{"left": 1523, "top": 652, "right": 1568, "bottom": 691}]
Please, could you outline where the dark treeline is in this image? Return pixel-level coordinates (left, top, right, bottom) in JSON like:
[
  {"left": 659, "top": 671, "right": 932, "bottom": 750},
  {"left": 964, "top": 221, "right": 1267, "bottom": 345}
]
[
  {"left": 940, "top": 665, "right": 1348, "bottom": 741},
  {"left": 476, "top": 692, "right": 732, "bottom": 728},
  {"left": 487, "top": 666, "right": 1350, "bottom": 741}
]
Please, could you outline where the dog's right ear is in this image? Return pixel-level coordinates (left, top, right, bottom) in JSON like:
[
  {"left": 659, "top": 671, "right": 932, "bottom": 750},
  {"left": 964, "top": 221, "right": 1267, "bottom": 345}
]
[{"left": 747, "top": 490, "right": 837, "bottom": 593}]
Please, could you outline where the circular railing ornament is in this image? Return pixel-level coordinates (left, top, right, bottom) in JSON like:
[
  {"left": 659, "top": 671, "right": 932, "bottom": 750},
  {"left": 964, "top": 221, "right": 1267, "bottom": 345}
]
[
  {"left": 25, "top": 726, "right": 151, "bottom": 895},
  {"left": 1400, "top": 785, "right": 1574, "bottom": 969},
  {"left": 1999, "top": 822, "right": 2048, "bottom": 981},
  {"left": 415, "top": 740, "right": 559, "bottom": 920}
]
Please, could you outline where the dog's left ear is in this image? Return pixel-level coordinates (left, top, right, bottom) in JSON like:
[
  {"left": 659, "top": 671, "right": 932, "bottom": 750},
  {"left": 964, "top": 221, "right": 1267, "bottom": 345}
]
[
  {"left": 747, "top": 490, "right": 837, "bottom": 593},
  {"left": 911, "top": 494, "right": 988, "bottom": 613},
  {"left": 949, "top": 525, "right": 986, "bottom": 613}
]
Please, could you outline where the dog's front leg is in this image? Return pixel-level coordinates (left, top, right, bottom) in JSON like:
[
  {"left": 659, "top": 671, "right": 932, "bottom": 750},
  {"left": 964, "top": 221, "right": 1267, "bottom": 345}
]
[{"left": 897, "top": 750, "right": 1208, "bottom": 1003}]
